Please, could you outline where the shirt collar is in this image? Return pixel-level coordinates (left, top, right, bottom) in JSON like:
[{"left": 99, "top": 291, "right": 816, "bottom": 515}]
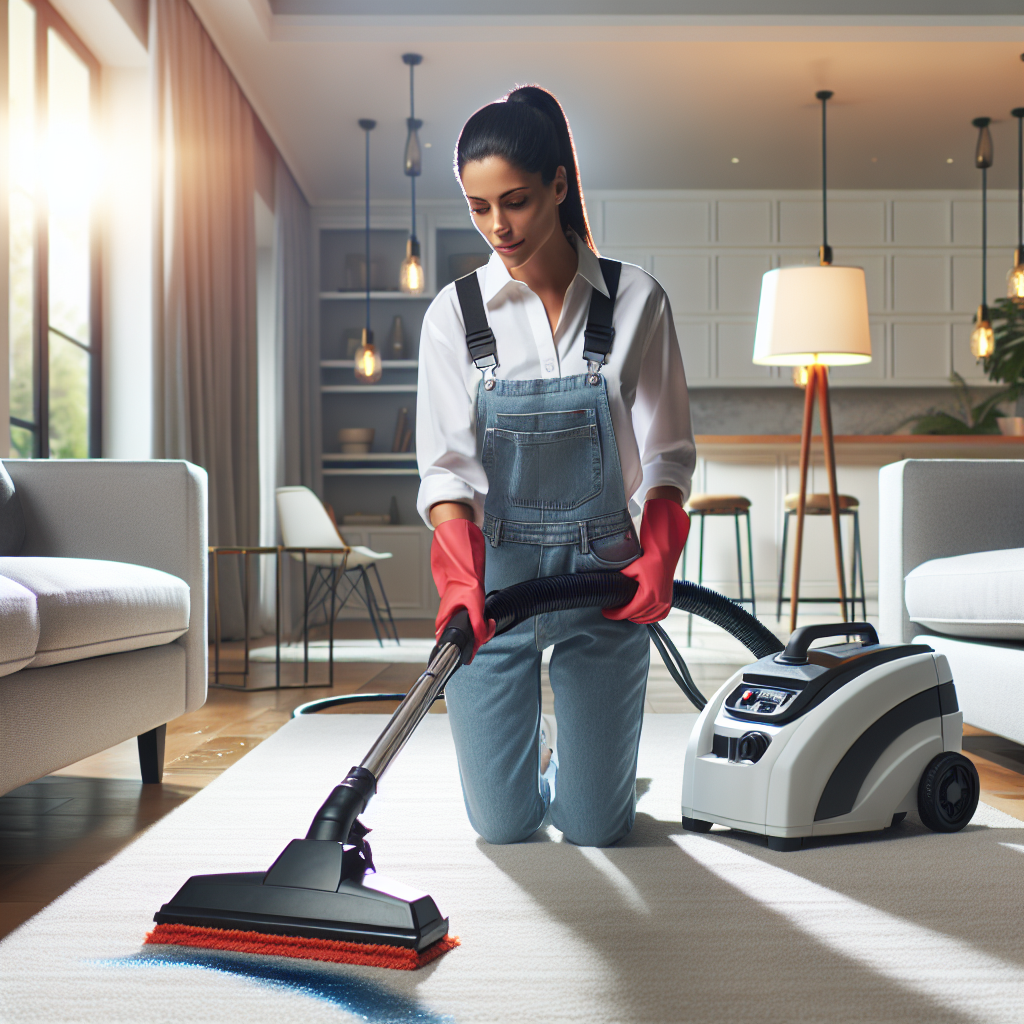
[{"left": 480, "top": 229, "right": 607, "bottom": 304}]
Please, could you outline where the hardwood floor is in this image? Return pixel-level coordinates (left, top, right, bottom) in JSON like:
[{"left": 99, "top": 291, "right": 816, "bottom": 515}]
[{"left": 1, "top": 623, "right": 1022, "bottom": 941}]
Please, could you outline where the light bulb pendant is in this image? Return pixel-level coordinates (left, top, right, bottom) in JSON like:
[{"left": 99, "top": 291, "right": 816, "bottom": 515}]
[
  {"left": 970, "top": 304, "right": 995, "bottom": 360},
  {"left": 399, "top": 236, "right": 425, "bottom": 294},
  {"left": 354, "top": 328, "right": 383, "bottom": 384},
  {"left": 404, "top": 118, "right": 423, "bottom": 177},
  {"left": 974, "top": 117, "right": 993, "bottom": 169},
  {"left": 1009, "top": 248, "right": 1024, "bottom": 301}
]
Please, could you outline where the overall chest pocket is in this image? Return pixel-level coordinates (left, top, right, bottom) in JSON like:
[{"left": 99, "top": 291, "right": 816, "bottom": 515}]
[{"left": 484, "top": 409, "right": 602, "bottom": 510}]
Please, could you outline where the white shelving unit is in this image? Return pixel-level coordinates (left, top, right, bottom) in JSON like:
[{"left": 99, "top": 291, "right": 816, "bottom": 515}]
[
  {"left": 319, "top": 291, "right": 437, "bottom": 301},
  {"left": 321, "top": 384, "right": 418, "bottom": 394},
  {"left": 313, "top": 212, "right": 489, "bottom": 617}
]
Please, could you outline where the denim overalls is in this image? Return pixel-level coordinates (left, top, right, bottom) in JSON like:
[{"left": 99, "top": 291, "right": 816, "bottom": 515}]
[{"left": 444, "top": 260, "right": 650, "bottom": 848}]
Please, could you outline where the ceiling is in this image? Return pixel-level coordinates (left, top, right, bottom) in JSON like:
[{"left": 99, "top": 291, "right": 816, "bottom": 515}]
[{"left": 182, "top": 1, "right": 1024, "bottom": 204}]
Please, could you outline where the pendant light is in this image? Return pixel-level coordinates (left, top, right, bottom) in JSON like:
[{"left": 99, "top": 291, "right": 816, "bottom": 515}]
[
  {"left": 1008, "top": 106, "right": 1024, "bottom": 301},
  {"left": 354, "top": 118, "right": 382, "bottom": 384},
  {"left": 398, "top": 53, "right": 425, "bottom": 295},
  {"left": 970, "top": 116, "right": 995, "bottom": 360}
]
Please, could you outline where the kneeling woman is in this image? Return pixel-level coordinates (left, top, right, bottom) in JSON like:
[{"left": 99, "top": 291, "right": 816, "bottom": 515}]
[{"left": 416, "top": 86, "right": 695, "bottom": 847}]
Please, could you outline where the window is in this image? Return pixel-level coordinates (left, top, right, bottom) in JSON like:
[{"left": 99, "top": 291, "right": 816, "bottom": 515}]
[{"left": 8, "top": 0, "right": 100, "bottom": 458}]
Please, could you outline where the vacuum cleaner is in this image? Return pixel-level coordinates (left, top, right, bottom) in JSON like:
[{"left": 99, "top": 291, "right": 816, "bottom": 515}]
[
  {"left": 681, "top": 621, "right": 980, "bottom": 850},
  {"left": 148, "top": 572, "right": 779, "bottom": 966},
  {"left": 148, "top": 573, "right": 978, "bottom": 967}
]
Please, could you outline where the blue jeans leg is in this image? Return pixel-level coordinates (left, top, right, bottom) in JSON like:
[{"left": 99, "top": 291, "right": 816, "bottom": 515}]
[
  {"left": 444, "top": 621, "right": 548, "bottom": 845},
  {"left": 548, "top": 612, "right": 650, "bottom": 847}
]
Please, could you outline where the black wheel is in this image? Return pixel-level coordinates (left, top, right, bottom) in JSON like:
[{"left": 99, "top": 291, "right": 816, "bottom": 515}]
[
  {"left": 917, "top": 752, "right": 980, "bottom": 833},
  {"left": 682, "top": 816, "right": 713, "bottom": 833}
]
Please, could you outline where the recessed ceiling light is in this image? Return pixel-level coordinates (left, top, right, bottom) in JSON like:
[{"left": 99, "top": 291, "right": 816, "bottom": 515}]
[
  {"left": 424, "top": 142, "right": 432, "bottom": 148},
  {"left": 947, "top": 158, "right": 954, "bottom": 163},
  {"left": 731, "top": 157, "right": 739, "bottom": 164}
]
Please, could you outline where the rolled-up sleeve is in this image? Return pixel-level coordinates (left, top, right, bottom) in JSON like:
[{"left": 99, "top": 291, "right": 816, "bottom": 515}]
[
  {"left": 415, "top": 296, "right": 488, "bottom": 527},
  {"left": 630, "top": 292, "right": 696, "bottom": 506}
]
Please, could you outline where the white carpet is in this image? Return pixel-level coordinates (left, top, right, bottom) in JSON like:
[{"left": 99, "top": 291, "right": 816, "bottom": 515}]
[{"left": 2, "top": 714, "right": 1023, "bottom": 1023}]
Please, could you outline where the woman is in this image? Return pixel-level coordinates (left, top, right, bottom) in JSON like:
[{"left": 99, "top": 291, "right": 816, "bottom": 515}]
[{"left": 416, "top": 85, "right": 695, "bottom": 848}]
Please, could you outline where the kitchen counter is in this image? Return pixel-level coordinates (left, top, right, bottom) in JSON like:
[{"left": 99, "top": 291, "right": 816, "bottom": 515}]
[
  {"left": 689, "top": 434, "right": 1024, "bottom": 603},
  {"left": 695, "top": 434, "right": 1024, "bottom": 464}
]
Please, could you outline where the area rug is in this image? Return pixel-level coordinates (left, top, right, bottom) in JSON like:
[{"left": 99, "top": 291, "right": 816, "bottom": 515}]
[{"left": 1, "top": 714, "right": 1023, "bottom": 1023}]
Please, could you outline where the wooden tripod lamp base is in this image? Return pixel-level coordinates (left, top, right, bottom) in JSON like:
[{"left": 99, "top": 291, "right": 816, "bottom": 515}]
[
  {"left": 789, "top": 363, "right": 846, "bottom": 634},
  {"left": 751, "top": 265, "right": 873, "bottom": 635}
]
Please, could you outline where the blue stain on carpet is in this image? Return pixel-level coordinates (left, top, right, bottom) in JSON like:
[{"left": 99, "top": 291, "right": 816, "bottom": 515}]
[{"left": 93, "top": 946, "right": 453, "bottom": 1023}]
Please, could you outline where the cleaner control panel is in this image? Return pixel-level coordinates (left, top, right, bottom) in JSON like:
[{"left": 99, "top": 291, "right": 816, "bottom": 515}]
[{"left": 725, "top": 685, "right": 798, "bottom": 719}]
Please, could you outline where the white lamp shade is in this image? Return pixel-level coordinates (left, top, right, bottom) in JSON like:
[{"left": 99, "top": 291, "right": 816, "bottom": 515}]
[{"left": 752, "top": 265, "right": 872, "bottom": 366}]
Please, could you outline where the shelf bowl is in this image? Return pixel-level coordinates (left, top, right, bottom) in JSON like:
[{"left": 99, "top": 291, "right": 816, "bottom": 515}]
[{"left": 338, "top": 427, "right": 374, "bottom": 454}]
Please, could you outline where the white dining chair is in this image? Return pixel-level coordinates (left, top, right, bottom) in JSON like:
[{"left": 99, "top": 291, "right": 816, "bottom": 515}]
[{"left": 275, "top": 485, "right": 398, "bottom": 650}]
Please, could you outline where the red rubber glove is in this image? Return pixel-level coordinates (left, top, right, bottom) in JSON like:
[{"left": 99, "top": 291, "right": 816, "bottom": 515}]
[
  {"left": 603, "top": 499, "right": 690, "bottom": 624},
  {"left": 431, "top": 518, "right": 496, "bottom": 663}
]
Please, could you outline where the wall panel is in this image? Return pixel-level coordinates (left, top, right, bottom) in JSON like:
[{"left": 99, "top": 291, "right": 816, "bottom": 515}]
[
  {"left": 603, "top": 200, "right": 709, "bottom": 246},
  {"left": 653, "top": 254, "right": 709, "bottom": 314}
]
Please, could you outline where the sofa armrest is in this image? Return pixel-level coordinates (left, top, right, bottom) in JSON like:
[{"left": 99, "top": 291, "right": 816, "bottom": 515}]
[
  {"left": 3, "top": 459, "right": 209, "bottom": 712},
  {"left": 878, "top": 459, "right": 1024, "bottom": 645}
]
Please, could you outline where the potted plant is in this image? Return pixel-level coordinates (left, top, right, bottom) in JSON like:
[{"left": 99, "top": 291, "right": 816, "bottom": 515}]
[
  {"left": 901, "top": 299, "right": 1024, "bottom": 435},
  {"left": 981, "top": 297, "right": 1024, "bottom": 432}
]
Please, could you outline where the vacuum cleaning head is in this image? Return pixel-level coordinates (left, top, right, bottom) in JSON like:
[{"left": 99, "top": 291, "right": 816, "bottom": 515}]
[{"left": 148, "top": 615, "right": 476, "bottom": 971}]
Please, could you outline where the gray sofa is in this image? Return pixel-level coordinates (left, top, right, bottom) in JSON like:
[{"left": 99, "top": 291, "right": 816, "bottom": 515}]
[
  {"left": 879, "top": 458, "right": 1024, "bottom": 745},
  {"left": 0, "top": 459, "right": 208, "bottom": 795}
]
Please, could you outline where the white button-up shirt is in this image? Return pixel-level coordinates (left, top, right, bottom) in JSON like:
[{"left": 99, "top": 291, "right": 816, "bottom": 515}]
[{"left": 415, "top": 238, "right": 696, "bottom": 526}]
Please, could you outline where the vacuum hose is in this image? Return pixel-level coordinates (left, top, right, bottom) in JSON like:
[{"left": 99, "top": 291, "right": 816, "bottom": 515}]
[
  {"left": 485, "top": 572, "right": 783, "bottom": 661},
  {"left": 302, "top": 572, "right": 784, "bottom": 844}
]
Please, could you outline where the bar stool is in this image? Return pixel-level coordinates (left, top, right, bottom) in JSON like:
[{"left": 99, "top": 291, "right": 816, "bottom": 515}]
[
  {"left": 683, "top": 493, "right": 755, "bottom": 643},
  {"left": 776, "top": 493, "right": 866, "bottom": 622}
]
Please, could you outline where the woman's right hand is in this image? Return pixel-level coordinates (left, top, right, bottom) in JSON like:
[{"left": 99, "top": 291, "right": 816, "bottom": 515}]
[{"left": 429, "top": 515, "right": 495, "bottom": 663}]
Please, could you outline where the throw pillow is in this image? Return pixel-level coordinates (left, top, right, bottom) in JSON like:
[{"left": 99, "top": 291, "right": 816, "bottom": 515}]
[{"left": 0, "top": 461, "right": 26, "bottom": 556}]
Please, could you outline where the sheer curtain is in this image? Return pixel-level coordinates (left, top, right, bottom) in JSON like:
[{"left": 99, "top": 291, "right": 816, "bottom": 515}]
[
  {"left": 151, "top": 0, "right": 259, "bottom": 637},
  {"left": 257, "top": 156, "right": 321, "bottom": 634}
]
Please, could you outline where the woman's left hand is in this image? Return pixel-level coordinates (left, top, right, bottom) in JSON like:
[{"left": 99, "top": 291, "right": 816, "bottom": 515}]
[{"left": 603, "top": 497, "right": 690, "bottom": 624}]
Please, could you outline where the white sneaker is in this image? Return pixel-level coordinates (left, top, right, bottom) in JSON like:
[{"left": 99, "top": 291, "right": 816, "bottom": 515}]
[{"left": 539, "top": 714, "right": 557, "bottom": 775}]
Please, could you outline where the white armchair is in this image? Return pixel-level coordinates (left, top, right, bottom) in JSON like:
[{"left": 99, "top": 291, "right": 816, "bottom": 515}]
[
  {"left": 879, "top": 458, "right": 1024, "bottom": 743},
  {"left": 0, "top": 460, "right": 208, "bottom": 794}
]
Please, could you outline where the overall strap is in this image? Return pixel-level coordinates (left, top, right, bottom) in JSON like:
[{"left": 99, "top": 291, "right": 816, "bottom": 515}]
[
  {"left": 583, "top": 258, "right": 622, "bottom": 367},
  {"left": 454, "top": 271, "right": 498, "bottom": 373}
]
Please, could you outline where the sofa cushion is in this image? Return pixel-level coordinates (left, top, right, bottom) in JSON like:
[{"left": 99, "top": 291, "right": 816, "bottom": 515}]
[
  {"left": 0, "top": 557, "right": 189, "bottom": 667},
  {"left": 906, "top": 547, "right": 1024, "bottom": 641},
  {"left": 0, "top": 574, "right": 39, "bottom": 677},
  {"left": 0, "top": 461, "right": 25, "bottom": 556}
]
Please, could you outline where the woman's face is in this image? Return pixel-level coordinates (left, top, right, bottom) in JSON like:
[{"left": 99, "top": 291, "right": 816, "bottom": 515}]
[{"left": 460, "top": 155, "right": 567, "bottom": 272}]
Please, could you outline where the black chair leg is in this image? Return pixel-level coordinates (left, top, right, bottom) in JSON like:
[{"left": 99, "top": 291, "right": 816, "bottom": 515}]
[
  {"left": 138, "top": 724, "right": 166, "bottom": 784},
  {"left": 745, "top": 510, "right": 757, "bottom": 619},
  {"left": 358, "top": 569, "right": 386, "bottom": 646},
  {"left": 776, "top": 511, "right": 790, "bottom": 622},
  {"left": 733, "top": 513, "right": 745, "bottom": 606},
  {"left": 854, "top": 510, "right": 867, "bottom": 621},
  {"left": 370, "top": 563, "right": 400, "bottom": 644}
]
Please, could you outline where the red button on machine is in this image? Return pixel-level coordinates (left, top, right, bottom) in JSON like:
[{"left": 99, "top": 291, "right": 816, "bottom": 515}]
[{"left": 741, "top": 690, "right": 755, "bottom": 703}]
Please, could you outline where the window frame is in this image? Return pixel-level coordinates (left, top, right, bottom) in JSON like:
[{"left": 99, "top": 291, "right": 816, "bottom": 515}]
[{"left": 8, "top": 0, "right": 102, "bottom": 458}]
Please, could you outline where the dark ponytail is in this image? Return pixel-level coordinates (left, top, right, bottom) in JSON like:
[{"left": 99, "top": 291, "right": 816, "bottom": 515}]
[{"left": 455, "top": 85, "right": 596, "bottom": 252}]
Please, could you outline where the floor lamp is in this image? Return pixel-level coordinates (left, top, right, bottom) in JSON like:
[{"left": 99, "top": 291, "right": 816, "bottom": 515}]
[{"left": 753, "top": 265, "right": 872, "bottom": 633}]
